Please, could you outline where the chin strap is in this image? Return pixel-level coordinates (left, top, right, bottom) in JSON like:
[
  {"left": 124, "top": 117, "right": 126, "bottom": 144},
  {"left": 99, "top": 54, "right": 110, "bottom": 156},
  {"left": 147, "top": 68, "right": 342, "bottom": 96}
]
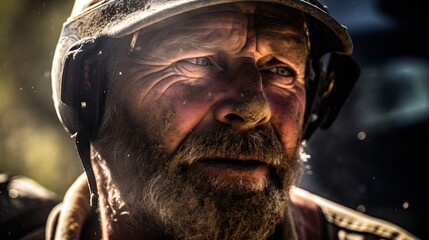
[{"left": 76, "top": 132, "right": 98, "bottom": 208}]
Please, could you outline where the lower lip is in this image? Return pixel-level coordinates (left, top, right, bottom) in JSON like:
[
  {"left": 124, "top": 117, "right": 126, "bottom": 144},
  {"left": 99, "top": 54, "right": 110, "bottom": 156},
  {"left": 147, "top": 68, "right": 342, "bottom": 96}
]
[{"left": 192, "top": 161, "right": 269, "bottom": 191}]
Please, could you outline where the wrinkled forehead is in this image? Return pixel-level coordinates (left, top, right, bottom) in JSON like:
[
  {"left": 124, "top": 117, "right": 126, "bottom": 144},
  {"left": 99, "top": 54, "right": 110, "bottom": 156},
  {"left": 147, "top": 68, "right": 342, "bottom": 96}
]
[
  {"left": 115, "top": 2, "right": 310, "bottom": 57},
  {"left": 132, "top": 2, "right": 308, "bottom": 41}
]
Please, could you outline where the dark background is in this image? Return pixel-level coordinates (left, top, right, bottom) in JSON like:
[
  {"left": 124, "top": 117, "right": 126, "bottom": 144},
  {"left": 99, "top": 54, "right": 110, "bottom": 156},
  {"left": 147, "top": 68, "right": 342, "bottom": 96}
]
[
  {"left": 0, "top": 0, "right": 426, "bottom": 239},
  {"left": 300, "top": 0, "right": 428, "bottom": 239}
]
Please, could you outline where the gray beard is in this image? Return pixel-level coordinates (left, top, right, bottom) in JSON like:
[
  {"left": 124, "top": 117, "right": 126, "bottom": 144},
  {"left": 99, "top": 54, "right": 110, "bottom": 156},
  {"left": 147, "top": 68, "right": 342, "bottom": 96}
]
[
  {"left": 139, "top": 169, "right": 288, "bottom": 240},
  {"left": 94, "top": 102, "right": 303, "bottom": 240}
]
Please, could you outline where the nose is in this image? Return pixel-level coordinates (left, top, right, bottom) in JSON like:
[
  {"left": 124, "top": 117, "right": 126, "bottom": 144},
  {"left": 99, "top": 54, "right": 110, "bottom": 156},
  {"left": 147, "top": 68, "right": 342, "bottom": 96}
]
[{"left": 213, "top": 60, "right": 271, "bottom": 130}]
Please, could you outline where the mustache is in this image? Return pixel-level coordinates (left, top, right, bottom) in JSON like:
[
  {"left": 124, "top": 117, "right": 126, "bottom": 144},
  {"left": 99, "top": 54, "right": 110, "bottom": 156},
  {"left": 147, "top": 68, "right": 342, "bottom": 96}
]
[{"left": 172, "top": 124, "right": 288, "bottom": 167}]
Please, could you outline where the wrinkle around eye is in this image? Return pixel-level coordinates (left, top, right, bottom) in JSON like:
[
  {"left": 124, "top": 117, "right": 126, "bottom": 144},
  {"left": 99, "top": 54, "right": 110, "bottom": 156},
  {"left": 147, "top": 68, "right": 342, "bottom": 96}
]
[
  {"left": 126, "top": 64, "right": 170, "bottom": 80},
  {"left": 262, "top": 75, "right": 295, "bottom": 90},
  {"left": 262, "top": 69, "right": 303, "bottom": 91},
  {"left": 174, "top": 60, "right": 220, "bottom": 79},
  {"left": 271, "top": 80, "right": 295, "bottom": 90},
  {"left": 136, "top": 71, "right": 202, "bottom": 106},
  {"left": 124, "top": 57, "right": 204, "bottom": 80}
]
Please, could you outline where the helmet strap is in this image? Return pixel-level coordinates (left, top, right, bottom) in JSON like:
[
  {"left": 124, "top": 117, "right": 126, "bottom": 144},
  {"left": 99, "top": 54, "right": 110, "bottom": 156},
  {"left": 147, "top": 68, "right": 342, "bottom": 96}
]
[{"left": 76, "top": 132, "right": 99, "bottom": 208}]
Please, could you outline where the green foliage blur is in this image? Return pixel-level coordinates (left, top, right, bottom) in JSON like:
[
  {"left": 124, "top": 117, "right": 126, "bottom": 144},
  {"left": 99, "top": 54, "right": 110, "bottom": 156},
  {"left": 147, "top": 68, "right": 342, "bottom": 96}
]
[{"left": 0, "top": 0, "right": 83, "bottom": 197}]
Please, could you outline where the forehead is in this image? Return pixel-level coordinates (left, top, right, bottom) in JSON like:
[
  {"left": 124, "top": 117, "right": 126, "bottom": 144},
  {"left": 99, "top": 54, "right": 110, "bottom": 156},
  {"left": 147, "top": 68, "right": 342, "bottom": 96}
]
[{"left": 130, "top": 3, "right": 307, "bottom": 44}]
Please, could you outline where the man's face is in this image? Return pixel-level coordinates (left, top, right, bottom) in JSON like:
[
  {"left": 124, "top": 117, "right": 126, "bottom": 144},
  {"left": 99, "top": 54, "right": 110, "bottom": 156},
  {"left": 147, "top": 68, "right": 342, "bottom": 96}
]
[{"left": 94, "top": 3, "right": 309, "bottom": 239}]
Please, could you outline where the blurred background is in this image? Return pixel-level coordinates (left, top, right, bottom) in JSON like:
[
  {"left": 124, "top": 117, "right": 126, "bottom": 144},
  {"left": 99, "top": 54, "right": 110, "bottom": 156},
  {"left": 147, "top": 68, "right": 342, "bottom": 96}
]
[
  {"left": 0, "top": 0, "right": 427, "bottom": 239},
  {"left": 0, "top": 0, "right": 79, "bottom": 197}
]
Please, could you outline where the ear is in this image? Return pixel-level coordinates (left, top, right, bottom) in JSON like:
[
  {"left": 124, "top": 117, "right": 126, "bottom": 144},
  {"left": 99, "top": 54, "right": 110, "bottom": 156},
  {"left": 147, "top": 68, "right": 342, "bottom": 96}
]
[{"left": 61, "top": 38, "right": 107, "bottom": 139}]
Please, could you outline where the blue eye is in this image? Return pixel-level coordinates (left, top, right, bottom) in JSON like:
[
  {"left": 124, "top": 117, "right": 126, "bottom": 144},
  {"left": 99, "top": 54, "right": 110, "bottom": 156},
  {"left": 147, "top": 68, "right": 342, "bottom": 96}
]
[
  {"left": 185, "top": 57, "right": 211, "bottom": 66},
  {"left": 269, "top": 67, "right": 294, "bottom": 77}
]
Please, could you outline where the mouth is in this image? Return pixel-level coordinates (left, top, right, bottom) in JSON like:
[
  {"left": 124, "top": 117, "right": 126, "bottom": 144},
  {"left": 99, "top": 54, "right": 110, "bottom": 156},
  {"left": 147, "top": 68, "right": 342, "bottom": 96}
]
[
  {"left": 197, "top": 158, "right": 267, "bottom": 170},
  {"left": 192, "top": 158, "right": 270, "bottom": 191}
]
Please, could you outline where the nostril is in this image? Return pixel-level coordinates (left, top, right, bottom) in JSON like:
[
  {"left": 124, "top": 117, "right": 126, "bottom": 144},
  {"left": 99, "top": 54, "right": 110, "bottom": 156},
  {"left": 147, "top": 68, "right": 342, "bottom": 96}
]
[
  {"left": 225, "top": 114, "right": 245, "bottom": 123},
  {"left": 213, "top": 97, "right": 271, "bottom": 129},
  {"left": 257, "top": 116, "right": 269, "bottom": 125}
]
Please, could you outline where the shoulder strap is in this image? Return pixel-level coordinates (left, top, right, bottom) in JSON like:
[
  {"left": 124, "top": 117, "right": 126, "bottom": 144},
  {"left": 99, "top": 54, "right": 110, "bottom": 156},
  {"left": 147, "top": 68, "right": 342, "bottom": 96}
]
[{"left": 290, "top": 187, "right": 420, "bottom": 240}]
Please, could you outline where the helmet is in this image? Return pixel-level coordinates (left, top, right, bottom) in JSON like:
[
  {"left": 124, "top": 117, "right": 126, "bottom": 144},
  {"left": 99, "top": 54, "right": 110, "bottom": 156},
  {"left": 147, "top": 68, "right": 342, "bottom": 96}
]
[{"left": 51, "top": 0, "right": 360, "bottom": 205}]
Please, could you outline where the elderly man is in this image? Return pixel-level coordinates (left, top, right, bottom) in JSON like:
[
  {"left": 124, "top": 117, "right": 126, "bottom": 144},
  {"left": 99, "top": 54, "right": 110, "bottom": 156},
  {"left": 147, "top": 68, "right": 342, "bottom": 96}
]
[{"left": 46, "top": 0, "right": 418, "bottom": 239}]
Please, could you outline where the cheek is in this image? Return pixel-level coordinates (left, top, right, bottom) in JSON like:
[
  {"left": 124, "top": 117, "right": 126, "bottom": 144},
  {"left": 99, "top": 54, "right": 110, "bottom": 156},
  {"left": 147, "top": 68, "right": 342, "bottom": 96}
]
[
  {"left": 156, "top": 85, "right": 215, "bottom": 151},
  {"left": 121, "top": 77, "right": 215, "bottom": 153},
  {"left": 266, "top": 87, "right": 306, "bottom": 150}
]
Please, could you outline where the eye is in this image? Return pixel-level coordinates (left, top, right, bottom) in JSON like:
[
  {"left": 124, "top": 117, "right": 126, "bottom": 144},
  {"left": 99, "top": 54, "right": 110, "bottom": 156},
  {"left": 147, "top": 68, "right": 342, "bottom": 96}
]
[
  {"left": 268, "top": 66, "right": 294, "bottom": 77},
  {"left": 184, "top": 57, "right": 211, "bottom": 66}
]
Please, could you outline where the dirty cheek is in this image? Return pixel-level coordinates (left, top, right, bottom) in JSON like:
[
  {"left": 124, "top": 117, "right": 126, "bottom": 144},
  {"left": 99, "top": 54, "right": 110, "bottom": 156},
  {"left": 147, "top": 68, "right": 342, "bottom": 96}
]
[
  {"left": 160, "top": 84, "right": 218, "bottom": 152},
  {"left": 124, "top": 73, "right": 215, "bottom": 153},
  {"left": 267, "top": 90, "right": 305, "bottom": 151}
]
